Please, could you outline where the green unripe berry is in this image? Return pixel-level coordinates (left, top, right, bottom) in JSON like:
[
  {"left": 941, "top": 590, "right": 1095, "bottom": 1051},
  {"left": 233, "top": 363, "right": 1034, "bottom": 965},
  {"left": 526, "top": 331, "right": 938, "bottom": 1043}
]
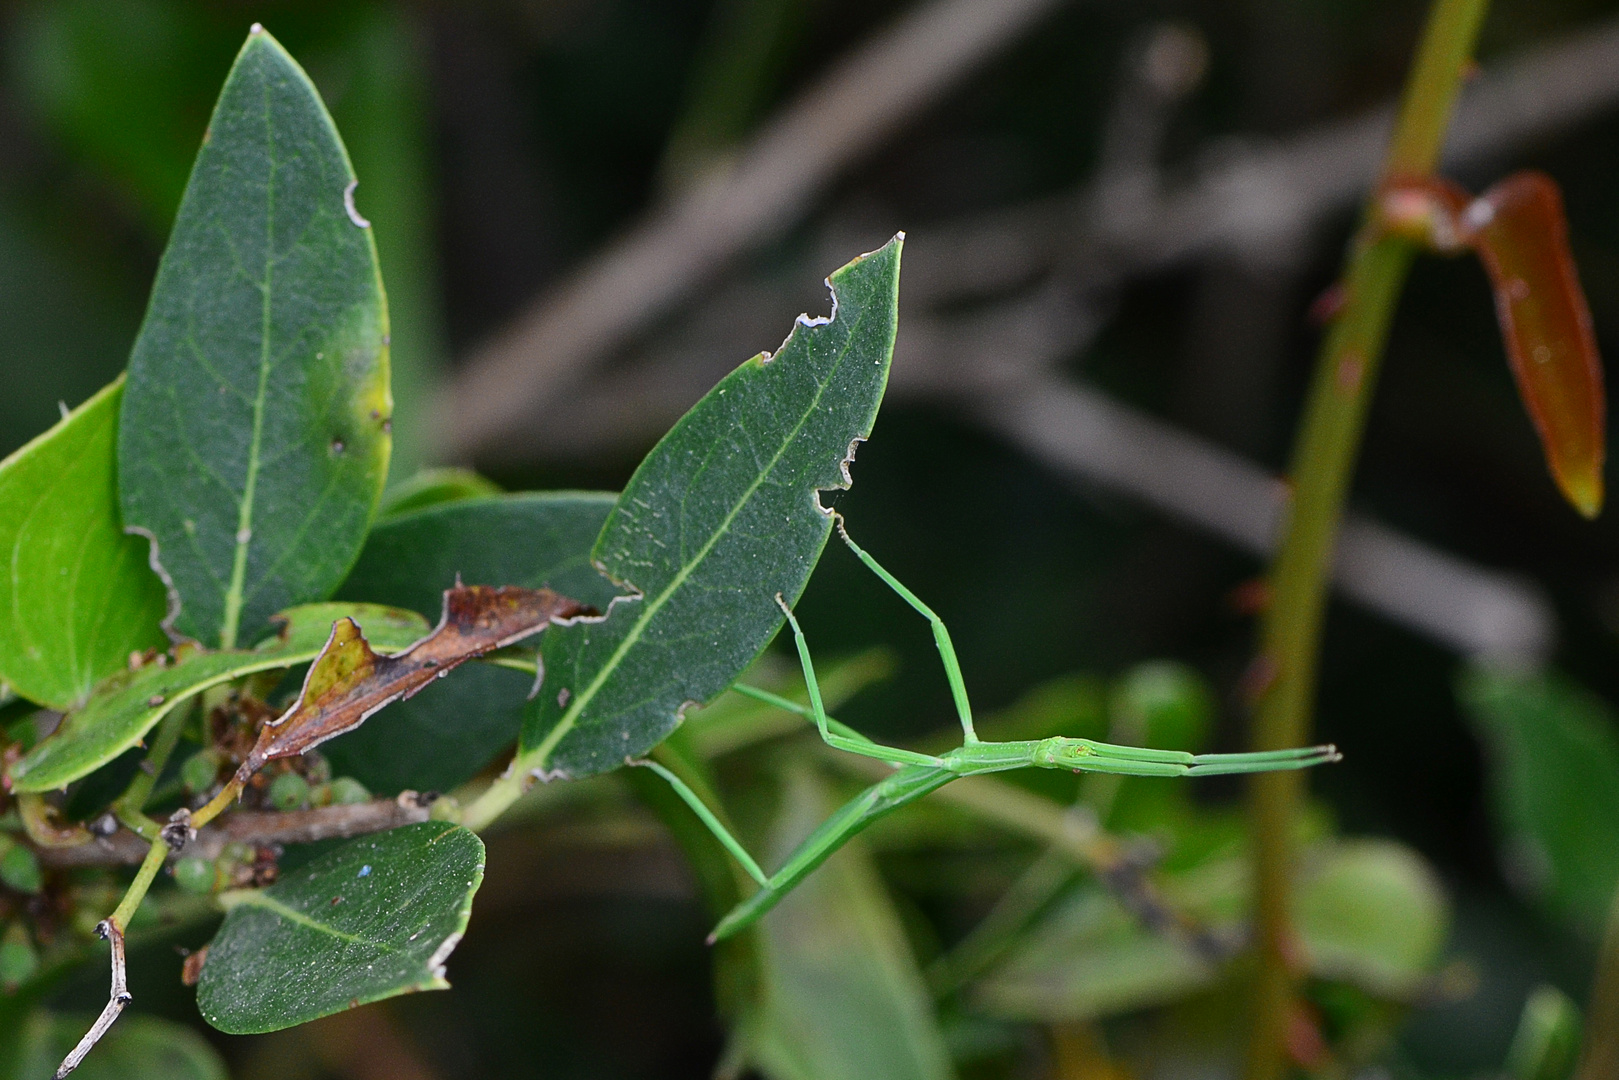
[
  {"left": 268, "top": 771, "right": 311, "bottom": 811},
  {"left": 173, "top": 856, "right": 217, "bottom": 895},
  {"left": 0, "top": 838, "right": 42, "bottom": 894},
  {"left": 0, "top": 922, "right": 38, "bottom": 990},
  {"left": 180, "top": 749, "right": 221, "bottom": 793},
  {"left": 327, "top": 777, "right": 371, "bottom": 805}
]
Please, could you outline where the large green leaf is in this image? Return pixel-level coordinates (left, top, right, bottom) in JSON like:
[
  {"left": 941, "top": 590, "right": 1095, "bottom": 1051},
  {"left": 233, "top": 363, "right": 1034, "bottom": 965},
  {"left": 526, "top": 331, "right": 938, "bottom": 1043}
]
[
  {"left": 518, "top": 237, "right": 902, "bottom": 779},
  {"left": 746, "top": 765, "right": 955, "bottom": 1080},
  {"left": 7, "top": 1010, "right": 227, "bottom": 1080},
  {"left": 326, "top": 492, "right": 619, "bottom": 792},
  {"left": 196, "top": 820, "right": 484, "bottom": 1034},
  {"left": 118, "top": 26, "right": 390, "bottom": 650},
  {"left": 0, "top": 377, "right": 166, "bottom": 710},
  {"left": 7, "top": 603, "right": 427, "bottom": 793},
  {"left": 1459, "top": 666, "right": 1619, "bottom": 934}
]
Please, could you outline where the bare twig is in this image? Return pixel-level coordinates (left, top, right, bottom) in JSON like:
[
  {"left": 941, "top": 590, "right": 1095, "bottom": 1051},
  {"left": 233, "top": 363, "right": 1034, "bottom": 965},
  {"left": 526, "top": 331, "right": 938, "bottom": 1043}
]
[
  {"left": 55, "top": 922, "right": 129, "bottom": 1078},
  {"left": 439, "top": 0, "right": 1066, "bottom": 456},
  {"left": 32, "top": 797, "right": 434, "bottom": 868}
]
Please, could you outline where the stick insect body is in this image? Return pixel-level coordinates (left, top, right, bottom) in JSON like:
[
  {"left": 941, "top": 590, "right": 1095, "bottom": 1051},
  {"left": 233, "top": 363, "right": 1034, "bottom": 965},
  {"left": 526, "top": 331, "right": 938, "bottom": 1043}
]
[{"left": 637, "top": 516, "right": 1340, "bottom": 943}]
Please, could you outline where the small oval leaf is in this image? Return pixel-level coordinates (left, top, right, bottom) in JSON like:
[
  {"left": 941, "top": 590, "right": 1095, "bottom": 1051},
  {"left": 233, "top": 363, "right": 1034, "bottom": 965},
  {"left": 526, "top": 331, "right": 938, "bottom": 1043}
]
[{"left": 196, "top": 820, "right": 485, "bottom": 1034}]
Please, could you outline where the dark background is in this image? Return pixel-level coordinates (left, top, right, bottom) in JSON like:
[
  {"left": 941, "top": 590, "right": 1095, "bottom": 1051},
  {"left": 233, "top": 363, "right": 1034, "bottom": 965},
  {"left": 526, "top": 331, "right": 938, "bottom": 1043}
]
[{"left": 4, "top": 0, "right": 1618, "bottom": 1076}]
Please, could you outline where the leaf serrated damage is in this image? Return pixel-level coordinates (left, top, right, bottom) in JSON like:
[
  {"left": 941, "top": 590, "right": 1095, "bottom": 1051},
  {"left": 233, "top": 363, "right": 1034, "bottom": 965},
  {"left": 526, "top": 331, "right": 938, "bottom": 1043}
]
[{"left": 243, "top": 585, "right": 594, "bottom": 777}]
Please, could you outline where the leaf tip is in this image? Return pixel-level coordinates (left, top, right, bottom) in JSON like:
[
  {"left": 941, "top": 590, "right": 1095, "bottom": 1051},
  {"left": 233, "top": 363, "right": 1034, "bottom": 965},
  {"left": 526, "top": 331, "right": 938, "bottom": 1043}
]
[{"left": 1557, "top": 469, "right": 1603, "bottom": 519}]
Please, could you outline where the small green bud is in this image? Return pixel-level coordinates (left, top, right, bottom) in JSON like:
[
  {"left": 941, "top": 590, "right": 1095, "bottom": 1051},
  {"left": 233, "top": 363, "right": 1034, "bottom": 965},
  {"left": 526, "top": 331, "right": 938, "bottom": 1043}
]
[
  {"left": 0, "top": 839, "right": 43, "bottom": 894},
  {"left": 173, "top": 856, "right": 217, "bottom": 895},
  {"left": 180, "top": 749, "right": 221, "bottom": 793},
  {"left": 0, "top": 922, "right": 38, "bottom": 990},
  {"left": 327, "top": 777, "right": 371, "bottom": 805},
  {"left": 268, "top": 771, "right": 311, "bottom": 811}
]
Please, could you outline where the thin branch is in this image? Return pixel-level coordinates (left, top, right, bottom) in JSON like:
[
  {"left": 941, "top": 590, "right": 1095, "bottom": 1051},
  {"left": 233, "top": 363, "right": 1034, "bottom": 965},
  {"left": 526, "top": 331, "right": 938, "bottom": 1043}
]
[
  {"left": 445, "top": 14, "right": 1619, "bottom": 464},
  {"left": 32, "top": 797, "right": 434, "bottom": 868},
  {"left": 439, "top": 0, "right": 1067, "bottom": 457},
  {"left": 971, "top": 370, "right": 1555, "bottom": 662},
  {"left": 908, "top": 14, "right": 1619, "bottom": 306},
  {"left": 55, "top": 922, "right": 129, "bottom": 1077}
]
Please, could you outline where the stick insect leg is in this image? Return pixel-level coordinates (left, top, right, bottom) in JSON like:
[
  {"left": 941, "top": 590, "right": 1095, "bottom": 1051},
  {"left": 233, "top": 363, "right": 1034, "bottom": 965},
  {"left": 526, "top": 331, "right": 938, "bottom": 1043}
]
[
  {"left": 834, "top": 515, "right": 978, "bottom": 743},
  {"left": 770, "top": 595, "right": 945, "bottom": 769},
  {"left": 628, "top": 758, "right": 769, "bottom": 887}
]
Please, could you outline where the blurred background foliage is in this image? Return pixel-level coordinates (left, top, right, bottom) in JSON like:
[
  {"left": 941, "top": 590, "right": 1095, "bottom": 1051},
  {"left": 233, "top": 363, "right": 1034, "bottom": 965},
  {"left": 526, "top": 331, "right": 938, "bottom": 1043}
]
[{"left": 2, "top": 0, "right": 1619, "bottom": 1077}]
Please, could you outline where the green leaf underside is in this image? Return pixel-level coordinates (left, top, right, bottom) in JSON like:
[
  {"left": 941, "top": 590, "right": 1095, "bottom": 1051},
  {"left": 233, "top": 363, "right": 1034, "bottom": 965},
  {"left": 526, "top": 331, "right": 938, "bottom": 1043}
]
[
  {"left": 327, "top": 492, "right": 619, "bottom": 792},
  {"left": 11, "top": 1011, "right": 227, "bottom": 1080},
  {"left": 520, "top": 236, "right": 902, "bottom": 778},
  {"left": 377, "top": 468, "right": 503, "bottom": 519},
  {"left": 0, "top": 377, "right": 167, "bottom": 710},
  {"left": 749, "top": 765, "right": 954, "bottom": 1080},
  {"left": 973, "top": 840, "right": 1448, "bottom": 1020},
  {"left": 8, "top": 603, "right": 428, "bottom": 793},
  {"left": 1459, "top": 667, "right": 1619, "bottom": 934},
  {"left": 118, "top": 27, "right": 390, "bottom": 651},
  {"left": 197, "top": 821, "right": 484, "bottom": 1034}
]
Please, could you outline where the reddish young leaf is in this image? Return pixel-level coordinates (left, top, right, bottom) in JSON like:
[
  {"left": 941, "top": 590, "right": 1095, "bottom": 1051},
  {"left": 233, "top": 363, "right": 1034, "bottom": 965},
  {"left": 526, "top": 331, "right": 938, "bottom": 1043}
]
[
  {"left": 240, "top": 585, "right": 591, "bottom": 778},
  {"left": 1467, "top": 172, "right": 1605, "bottom": 518},
  {"left": 1381, "top": 171, "right": 1606, "bottom": 518}
]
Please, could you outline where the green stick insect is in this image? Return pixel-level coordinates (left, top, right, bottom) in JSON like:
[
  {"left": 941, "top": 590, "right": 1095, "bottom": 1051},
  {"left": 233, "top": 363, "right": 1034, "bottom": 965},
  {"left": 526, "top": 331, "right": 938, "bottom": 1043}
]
[{"left": 634, "top": 516, "right": 1341, "bottom": 943}]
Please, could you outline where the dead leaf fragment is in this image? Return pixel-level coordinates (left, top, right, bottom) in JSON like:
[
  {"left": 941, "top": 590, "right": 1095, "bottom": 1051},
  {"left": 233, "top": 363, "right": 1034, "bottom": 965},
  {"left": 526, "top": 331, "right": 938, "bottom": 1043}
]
[{"left": 240, "top": 586, "right": 591, "bottom": 778}]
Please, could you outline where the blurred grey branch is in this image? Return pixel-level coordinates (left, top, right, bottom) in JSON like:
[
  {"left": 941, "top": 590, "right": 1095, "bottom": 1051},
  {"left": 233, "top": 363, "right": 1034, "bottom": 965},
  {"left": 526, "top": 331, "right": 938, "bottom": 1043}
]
[
  {"left": 430, "top": 14, "right": 1619, "bottom": 662},
  {"left": 438, "top": 0, "right": 1067, "bottom": 455}
]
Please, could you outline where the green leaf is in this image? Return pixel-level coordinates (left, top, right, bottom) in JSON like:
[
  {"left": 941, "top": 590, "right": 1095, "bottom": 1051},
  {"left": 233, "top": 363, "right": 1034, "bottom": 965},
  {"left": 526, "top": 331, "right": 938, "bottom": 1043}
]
[
  {"left": 1459, "top": 666, "right": 1619, "bottom": 934},
  {"left": 0, "top": 377, "right": 167, "bottom": 710},
  {"left": 746, "top": 764, "right": 955, "bottom": 1080},
  {"left": 8, "top": 1010, "right": 227, "bottom": 1080},
  {"left": 118, "top": 26, "right": 391, "bottom": 651},
  {"left": 196, "top": 820, "right": 484, "bottom": 1034},
  {"left": 326, "top": 492, "right": 619, "bottom": 792},
  {"left": 378, "top": 468, "right": 503, "bottom": 519},
  {"left": 519, "top": 237, "right": 902, "bottom": 779},
  {"left": 7, "top": 603, "right": 428, "bottom": 793},
  {"left": 1295, "top": 839, "right": 1449, "bottom": 998}
]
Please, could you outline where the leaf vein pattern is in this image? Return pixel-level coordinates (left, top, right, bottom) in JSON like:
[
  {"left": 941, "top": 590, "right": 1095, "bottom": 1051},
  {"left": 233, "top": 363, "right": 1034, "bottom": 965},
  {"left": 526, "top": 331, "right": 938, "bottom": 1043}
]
[{"left": 525, "top": 305, "right": 871, "bottom": 767}]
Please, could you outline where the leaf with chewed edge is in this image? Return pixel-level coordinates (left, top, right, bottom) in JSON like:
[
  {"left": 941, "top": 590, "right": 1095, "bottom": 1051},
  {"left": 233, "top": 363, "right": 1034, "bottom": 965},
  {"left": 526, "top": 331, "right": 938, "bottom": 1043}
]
[
  {"left": 240, "top": 585, "right": 591, "bottom": 778},
  {"left": 197, "top": 821, "right": 483, "bottom": 1034},
  {"left": 517, "top": 236, "right": 902, "bottom": 780},
  {"left": 117, "top": 27, "right": 391, "bottom": 650},
  {"left": 6, "top": 604, "right": 428, "bottom": 793},
  {"left": 328, "top": 492, "right": 619, "bottom": 793}
]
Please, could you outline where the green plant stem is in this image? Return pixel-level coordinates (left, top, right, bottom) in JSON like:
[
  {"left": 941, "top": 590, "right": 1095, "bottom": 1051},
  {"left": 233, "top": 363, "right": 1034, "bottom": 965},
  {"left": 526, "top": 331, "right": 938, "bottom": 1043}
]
[
  {"left": 1242, "top": 2, "right": 1488, "bottom": 1076},
  {"left": 115, "top": 699, "right": 191, "bottom": 816},
  {"left": 1577, "top": 885, "right": 1619, "bottom": 1080},
  {"left": 109, "top": 838, "right": 168, "bottom": 930}
]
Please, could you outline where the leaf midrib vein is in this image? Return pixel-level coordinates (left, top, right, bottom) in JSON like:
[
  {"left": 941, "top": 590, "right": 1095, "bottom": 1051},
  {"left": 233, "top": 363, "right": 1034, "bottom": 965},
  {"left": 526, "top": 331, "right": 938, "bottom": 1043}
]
[{"left": 219, "top": 72, "right": 278, "bottom": 650}]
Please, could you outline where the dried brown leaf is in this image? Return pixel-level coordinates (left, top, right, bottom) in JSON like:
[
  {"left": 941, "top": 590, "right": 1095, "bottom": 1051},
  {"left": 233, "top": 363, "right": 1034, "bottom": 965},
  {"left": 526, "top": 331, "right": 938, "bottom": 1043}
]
[{"left": 240, "top": 586, "right": 591, "bottom": 778}]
